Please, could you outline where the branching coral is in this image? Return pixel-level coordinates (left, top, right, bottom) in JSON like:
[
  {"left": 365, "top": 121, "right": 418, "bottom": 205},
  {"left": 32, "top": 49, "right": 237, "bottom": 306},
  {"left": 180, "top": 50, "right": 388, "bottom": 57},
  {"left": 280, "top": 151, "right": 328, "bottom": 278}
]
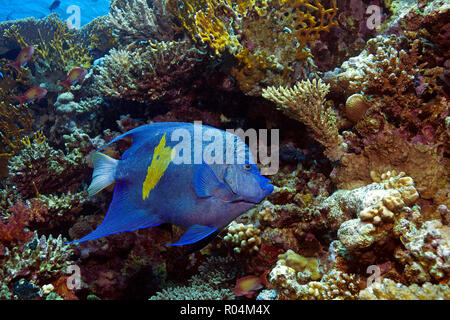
[
  {"left": 170, "top": 0, "right": 338, "bottom": 95},
  {"left": 149, "top": 256, "right": 236, "bottom": 300},
  {"left": 0, "top": 233, "right": 74, "bottom": 299},
  {"left": 94, "top": 40, "right": 205, "bottom": 103},
  {"left": 109, "top": 0, "right": 176, "bottom": 42},
  {"left": 0, "top": 99, "right": 34, "bottom": 158},
  {"left": 360, "top": 278, "right": 450, "bottom": 300},
  {"left": 7, "top": 132, "right": 92, "bottom": 199},
  {"left": 4, "top": 15, "right": 92, "bottom": 90},
  {"left": 81, "top": 16, "right": 118, "bottom": 53},
  {"left": 262, "top": 78, "right": 347, "bottom": 161}
]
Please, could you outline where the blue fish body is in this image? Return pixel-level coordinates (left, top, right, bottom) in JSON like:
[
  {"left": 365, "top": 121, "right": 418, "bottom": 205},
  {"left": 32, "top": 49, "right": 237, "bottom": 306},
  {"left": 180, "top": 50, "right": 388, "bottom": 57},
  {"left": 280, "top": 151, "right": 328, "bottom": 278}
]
[{"left": 69, "top": 122, "right": 273, "bottom": 246}]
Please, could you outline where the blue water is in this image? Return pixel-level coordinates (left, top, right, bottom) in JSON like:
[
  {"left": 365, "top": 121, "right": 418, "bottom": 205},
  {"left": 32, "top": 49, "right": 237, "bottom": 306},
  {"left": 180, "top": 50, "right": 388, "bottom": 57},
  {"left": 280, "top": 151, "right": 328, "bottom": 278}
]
[{"left": 0, "top": 0, "right": 110, "bottom": 26}]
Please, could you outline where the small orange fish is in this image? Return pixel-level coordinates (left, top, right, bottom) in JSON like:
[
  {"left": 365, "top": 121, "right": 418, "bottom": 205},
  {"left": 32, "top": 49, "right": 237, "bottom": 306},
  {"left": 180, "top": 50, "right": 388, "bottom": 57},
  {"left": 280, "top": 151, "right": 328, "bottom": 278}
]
[
  {"left": 13, "top": 87, "right": 48, "bottom": 106},
  {"left": 6, "top": 46, "right": 35, "bottom": 72},
  {"left": 234, "top": 270, "right": 270, "bottom": 298},
  {"left": 59, "top": 68, "right": 88, "bottom": 90}
]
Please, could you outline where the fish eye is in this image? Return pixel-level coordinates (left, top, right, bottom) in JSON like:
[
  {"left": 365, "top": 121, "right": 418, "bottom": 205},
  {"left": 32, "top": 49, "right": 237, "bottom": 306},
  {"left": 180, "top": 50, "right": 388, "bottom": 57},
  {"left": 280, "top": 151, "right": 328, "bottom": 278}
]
[{"left": 244, "top": 164, "right": 252, "bottom": 170}]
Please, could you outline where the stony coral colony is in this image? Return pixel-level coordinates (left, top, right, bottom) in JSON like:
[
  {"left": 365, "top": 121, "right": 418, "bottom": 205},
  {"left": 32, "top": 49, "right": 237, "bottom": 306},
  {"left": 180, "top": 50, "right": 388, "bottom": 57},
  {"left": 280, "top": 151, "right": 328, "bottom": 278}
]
[{"left": 0, "top": 0, "right": 448, "bottom": 300}]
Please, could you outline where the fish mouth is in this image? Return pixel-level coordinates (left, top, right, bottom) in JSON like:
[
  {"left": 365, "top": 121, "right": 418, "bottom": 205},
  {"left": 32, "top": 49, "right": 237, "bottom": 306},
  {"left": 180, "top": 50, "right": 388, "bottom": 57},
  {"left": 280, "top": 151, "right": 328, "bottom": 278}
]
[{"left": 222, "top": 176, "right": 273, "bottom": 204}]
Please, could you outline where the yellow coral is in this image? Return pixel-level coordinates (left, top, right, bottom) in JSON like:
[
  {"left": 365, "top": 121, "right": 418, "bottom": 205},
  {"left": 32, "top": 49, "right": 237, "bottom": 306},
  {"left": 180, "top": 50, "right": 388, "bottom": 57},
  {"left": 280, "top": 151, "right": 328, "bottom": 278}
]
[
  {"left": 194, "top": 5, "right": 240, "bottom": 55},
  {"left": 0, "top": 100, "right": 34, "bottom": 158},
  {"left": 277, "top": 249, "right": 321, "bottom": 281},
  {"left": 5, "top": 14, "right": 92, "bottom": 74},
  {"left": 223, "top": 221, "right": 262, "bottom": 254},
  {"left": 345, "top": 93, "right": 370, "bottom": 123},
  {"left": 170, "top": 0, "right": 338, "bottom": 94}
]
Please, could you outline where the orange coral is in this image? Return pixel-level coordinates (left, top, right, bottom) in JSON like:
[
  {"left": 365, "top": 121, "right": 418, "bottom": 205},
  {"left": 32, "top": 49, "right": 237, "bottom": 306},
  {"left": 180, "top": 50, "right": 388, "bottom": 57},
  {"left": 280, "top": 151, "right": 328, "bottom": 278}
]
[{"left": 0, "top": 201, "right": 34, "bottom": 244}]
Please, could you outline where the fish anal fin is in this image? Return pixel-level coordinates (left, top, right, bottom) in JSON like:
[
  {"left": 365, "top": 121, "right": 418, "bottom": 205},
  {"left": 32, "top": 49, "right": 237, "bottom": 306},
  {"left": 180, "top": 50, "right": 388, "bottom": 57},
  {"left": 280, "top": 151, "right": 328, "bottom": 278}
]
[{"left": 66, "top": 183, "right": 161, "bottom": 244}]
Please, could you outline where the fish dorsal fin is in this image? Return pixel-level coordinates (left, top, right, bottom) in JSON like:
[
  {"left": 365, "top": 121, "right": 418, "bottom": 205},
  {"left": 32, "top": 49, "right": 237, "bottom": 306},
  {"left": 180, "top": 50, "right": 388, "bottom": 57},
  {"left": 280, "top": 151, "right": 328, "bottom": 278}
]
[
  {"left": 98, "top": 123, "right": 186, "bottom": 160},
  {"left": 166, "top": 225, "right": 218, "bottom": 246},
  {"left": 193, "top": 163, "right": 236, "bottom": 201},
  {"left": 65, "top": 182, "right": 162, "bottom": 244}
]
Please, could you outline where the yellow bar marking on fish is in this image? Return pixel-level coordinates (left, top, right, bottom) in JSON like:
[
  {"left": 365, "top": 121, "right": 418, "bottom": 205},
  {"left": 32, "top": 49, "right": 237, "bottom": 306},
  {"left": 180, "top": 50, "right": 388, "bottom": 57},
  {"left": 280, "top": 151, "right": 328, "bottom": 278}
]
[{"left": 142, "top": 134, "right": 173, "bottom": 200}]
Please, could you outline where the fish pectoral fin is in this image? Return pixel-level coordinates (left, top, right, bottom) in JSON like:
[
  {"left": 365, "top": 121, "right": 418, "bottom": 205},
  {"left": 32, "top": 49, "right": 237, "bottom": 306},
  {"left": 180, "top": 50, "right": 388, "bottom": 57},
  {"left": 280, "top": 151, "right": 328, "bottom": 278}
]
[
  {"left": 193, "top": 163, "right": 235, "bottom": 200},
  {"left": 165, "top": 225, "right": 218, "bottom": 246}
]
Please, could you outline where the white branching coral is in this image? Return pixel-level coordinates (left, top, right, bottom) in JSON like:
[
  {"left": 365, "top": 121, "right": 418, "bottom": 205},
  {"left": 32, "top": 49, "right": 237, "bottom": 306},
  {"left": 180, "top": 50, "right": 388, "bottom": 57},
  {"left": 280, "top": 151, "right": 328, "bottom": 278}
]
[
  {"left": 262, "top": 79, "right": 347, "bottom": 161},
  {"left": 149, "top": 256, "right": 236, "bottom": 300},
  {"left": 108, "top": 0, "right": 175, "bottom": 42},
  {"left": 94, "top": 40, "right": 204, "bottom": 102}
]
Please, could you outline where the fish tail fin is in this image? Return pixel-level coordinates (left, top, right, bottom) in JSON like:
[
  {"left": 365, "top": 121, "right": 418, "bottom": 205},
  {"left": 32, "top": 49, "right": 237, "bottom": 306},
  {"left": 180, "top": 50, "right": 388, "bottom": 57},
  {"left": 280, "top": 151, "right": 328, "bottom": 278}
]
[
  {"left": 87, "top": 152, "right": 119, "bottom": 196},
  {"left": 59, "top": 79, "right": 70, "bottom": 90}
]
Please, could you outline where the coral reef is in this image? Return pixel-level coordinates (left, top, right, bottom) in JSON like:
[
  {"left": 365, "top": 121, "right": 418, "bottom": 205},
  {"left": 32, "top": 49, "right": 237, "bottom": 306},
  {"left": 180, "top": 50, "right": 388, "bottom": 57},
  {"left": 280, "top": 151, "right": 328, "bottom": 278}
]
[
  {"left": 223, "top": 221, "right": 262, "bottom": 254},
  {"left": 0, "top": 0, "right": 448, "bottom": 302},
  {"left": 7, "top": 133, "right": 92, "bottom": 198},
  {"left": 170, "top": 0, "right": 338, "bottom": 95},
  {"left": 0, "top": 233, "right": 74, "bottom": 299},
  {"left": 94, "top": 40, "right": 205, "bottom": 104},
  {"left": 109, "top": 0, "right": 176, "bottom": 42},
  {"left": 4, "top": 15, "right": 93, "bottom": 91},
  {"left": 360, "top": 278, "right": 450, "bottom": 300},
  {"left": 262, "top": 79, "right": 347, "bottom": 161},
  {"left": 149, "top": 256, "right": 236, "bottom": 300},
  {"left": 269, "top": 267, "right": 360, "bottom": 300}
]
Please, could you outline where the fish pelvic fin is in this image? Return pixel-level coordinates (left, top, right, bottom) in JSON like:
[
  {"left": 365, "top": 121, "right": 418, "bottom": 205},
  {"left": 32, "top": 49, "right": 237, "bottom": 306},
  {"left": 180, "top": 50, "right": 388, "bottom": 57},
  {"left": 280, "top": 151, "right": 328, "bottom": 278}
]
[
  {"left": 87, "top": 152, "right": 119, "bottom": 196},
  {"left": 165, "top": 225, "right": 218, "bottom": 246}
]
